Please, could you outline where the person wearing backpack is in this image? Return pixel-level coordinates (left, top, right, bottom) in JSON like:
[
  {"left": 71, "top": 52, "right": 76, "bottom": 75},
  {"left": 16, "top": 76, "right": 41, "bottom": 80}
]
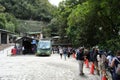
[
  {"left": 63, "top": 47, "right": 68, "bottom": 60},
  {"left": 111, "top": 50, "right": 120, "bottom": 80},
  {"left": 76, "top": 47, "right": 85, "bottom": 75},
  {"left": 107, "top": 51, "right": 114, "bottom": 79}
]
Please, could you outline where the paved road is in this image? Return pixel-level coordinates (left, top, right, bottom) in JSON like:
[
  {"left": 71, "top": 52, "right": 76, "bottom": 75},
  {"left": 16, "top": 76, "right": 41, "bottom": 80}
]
[{"left": 0, "top": 47, "right": 100, "bottom": 80}]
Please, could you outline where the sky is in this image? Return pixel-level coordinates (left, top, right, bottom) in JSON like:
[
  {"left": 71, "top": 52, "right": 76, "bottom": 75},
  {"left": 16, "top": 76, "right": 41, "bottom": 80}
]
[{"left": 48, "top": 0, "right": 63, "bottom": 6}]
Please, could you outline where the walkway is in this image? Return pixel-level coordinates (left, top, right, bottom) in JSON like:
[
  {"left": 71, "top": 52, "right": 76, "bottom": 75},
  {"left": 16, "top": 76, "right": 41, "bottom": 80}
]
[{"left": 0, "top": 45, "right": 112, "bottom": 80}]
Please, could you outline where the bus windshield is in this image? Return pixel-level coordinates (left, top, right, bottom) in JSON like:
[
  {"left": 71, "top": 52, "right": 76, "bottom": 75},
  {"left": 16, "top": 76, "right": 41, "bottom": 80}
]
[{"left": 38, "top": 41, "right": 51, "bottom": 49}]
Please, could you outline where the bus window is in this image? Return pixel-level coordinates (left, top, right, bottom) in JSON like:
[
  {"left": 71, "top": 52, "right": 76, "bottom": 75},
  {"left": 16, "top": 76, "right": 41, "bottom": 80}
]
[{"left": 38, "top": 41, "right": 50, "bottom": 49}]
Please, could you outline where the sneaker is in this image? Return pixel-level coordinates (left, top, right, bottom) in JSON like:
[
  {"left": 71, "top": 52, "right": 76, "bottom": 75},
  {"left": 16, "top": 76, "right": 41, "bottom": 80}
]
[{"left": 79, "top": 73, "right": 84, "bottom": 75}]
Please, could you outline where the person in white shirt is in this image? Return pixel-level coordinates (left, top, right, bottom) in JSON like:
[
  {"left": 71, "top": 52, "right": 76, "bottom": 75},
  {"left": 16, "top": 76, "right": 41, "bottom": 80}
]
[
  {"left": 107, "top": 51, "right": 114, "bottom": 67},
  {"left": 59, "top": 47, "right": 63, "bottom": 59}
]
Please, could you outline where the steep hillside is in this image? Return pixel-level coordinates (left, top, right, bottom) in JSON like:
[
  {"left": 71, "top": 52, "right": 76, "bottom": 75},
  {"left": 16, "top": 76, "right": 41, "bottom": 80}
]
[
  {"left": 16, "top": 20, "right": 48, "bottom": 33},
  {"left": 0, "top": 0, "right": 57, "bottom": 33}
]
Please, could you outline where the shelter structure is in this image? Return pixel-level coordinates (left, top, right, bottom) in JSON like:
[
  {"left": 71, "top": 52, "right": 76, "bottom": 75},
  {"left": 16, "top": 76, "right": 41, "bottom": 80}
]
[
  {"left": 0, "top": 29, "right": 11, "bottom": 44},
  {"left": 26, "top": 32, "right": 42, "bottom": 40},
  {"left": 15, "top": 36, "right": 38, "bottom": 55},
  {"left": 51, "top": 36, "right": 72, "bottom": 47}
]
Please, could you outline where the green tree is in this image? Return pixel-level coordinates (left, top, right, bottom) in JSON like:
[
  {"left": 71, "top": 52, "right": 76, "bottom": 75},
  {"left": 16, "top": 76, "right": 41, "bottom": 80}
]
[
  {"left": 50, "top": 0, "right": 120, "bottom": 48},
  {"left": 0, "top": 13, "right": 6, "bottom": 29},
  {"left": 0, "top": 13, "right": 16, "bottom": 32},
  {"left": 0, "top": 0, "right": 54, "bottom": 21}
]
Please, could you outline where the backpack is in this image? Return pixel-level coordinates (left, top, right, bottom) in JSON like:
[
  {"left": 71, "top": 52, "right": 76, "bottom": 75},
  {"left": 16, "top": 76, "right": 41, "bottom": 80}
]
[
  {"left": 115, "top": 57, "right": 120, "bottom": 75},
  {"left": 76, "top": 51, "right": 84, "bottom": 60}
]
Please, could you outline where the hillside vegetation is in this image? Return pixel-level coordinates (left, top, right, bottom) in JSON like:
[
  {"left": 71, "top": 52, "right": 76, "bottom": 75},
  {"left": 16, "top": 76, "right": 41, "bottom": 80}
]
[
  {"left": 48, "top": 0, "right": 120, "bottom": 51},
  {"left": 1, "top": 0, "right": 120, "bottom": 51},
  {"left": 16, "top": 20, "right": 48, "bottom": 33},
  {"left": 0, "top": 0, "right": 56, "bottom": 33}
]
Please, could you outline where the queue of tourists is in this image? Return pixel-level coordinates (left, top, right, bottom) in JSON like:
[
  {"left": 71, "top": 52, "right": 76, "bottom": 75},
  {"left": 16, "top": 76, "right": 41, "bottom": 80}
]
[
  {"left": 55, "top": 46, "right": 120, "bottom": 80},
  {"left": 11, "top": 44, "right": 120, "bottom": 80}
]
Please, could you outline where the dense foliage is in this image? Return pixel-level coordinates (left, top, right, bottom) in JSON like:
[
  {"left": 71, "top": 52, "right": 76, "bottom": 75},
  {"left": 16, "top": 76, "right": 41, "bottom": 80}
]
[
  {"left": 0, "top": 0, "right": 55, "bottom": 33},
  {"left": 0, "top": 0, "right": 120, "bottom": 51},
  {"left": 0, "top": 0, "right": 54, "bottom": 21},
  {"left": 0, "top": 5, "right": 16, "bottom": 32},
  {"left": 49, "top": 0, "right": 120, "bottom": 51}
]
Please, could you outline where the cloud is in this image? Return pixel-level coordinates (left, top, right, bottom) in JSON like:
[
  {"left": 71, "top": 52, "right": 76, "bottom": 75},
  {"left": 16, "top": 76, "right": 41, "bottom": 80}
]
[{"left": 48, "top": 0, "right": 63, "bottom": 6}]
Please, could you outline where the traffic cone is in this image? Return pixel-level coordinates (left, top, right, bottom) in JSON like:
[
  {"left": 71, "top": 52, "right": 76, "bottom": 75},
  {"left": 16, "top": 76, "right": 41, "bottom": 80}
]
[
  {"left": 73, "top": 53, "right": 76, "bottom": 58},
  {"left": 86, "top": 59, "right": 89, "bottom": 68},
  {"left": 102, "top": 70, "right": 107, "bottom": 80},
  {"left": 102, "top": 75, "right": 107, "bottom": 80},
  {"left": 90, "top": 62, "right": 94, "bottom": 74}
]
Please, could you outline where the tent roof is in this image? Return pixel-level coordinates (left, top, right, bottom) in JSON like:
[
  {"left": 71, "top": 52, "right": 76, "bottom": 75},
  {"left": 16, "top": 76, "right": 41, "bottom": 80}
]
[
  {"left": 0, "top": 29, "right": 13, "bottom": 33},
  {"left": 15, "top": 36, "right": 38, "bottom": 43}
]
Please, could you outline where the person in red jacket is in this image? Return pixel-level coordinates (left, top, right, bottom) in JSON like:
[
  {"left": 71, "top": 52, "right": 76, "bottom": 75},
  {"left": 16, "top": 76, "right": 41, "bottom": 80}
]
[{"left": 11, "top": 46, "right": 17, "bottom": 56}]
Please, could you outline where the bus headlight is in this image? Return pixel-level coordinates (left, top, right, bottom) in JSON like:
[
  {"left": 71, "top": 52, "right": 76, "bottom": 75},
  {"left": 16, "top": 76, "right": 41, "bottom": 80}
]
[
  {"left": 47, "top": 51, "right": 50, "bottom": 54},
  {"left": 37, "top": 50, "right": 40, "bottom": 53}
]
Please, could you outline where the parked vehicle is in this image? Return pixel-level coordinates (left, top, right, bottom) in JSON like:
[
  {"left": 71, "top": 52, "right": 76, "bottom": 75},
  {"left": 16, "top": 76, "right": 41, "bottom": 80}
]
[{"left": 36, "top": 39, "right": 52, "bottom": 56}]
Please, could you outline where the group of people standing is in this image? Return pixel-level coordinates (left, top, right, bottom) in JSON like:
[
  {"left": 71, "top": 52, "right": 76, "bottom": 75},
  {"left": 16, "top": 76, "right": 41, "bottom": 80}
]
[
  {"left": 76, "top": 47, "right": 120, "bottom": 80},
  {"left": 55, "top": 46, "right": 120, "bottom": 80},
  {"left": 52, "top": 46, "right": 75, "bottom": 60},
  {"left": 58, "top": 46, "right": 73, "bottom": 60}
]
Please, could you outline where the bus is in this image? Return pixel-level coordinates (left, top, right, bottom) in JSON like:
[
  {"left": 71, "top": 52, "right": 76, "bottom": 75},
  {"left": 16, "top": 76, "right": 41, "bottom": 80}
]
[{"left": 36, "top": 39, "right": 52, "bottom": 56}]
